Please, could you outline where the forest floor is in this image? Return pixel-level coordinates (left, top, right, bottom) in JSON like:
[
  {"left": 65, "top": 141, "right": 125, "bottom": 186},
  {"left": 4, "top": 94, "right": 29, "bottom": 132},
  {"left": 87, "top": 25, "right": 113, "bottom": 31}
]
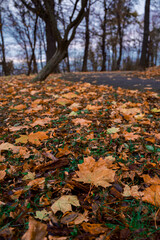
[{"left": 0, "top": 69, "right": 160, "bottom": 239}]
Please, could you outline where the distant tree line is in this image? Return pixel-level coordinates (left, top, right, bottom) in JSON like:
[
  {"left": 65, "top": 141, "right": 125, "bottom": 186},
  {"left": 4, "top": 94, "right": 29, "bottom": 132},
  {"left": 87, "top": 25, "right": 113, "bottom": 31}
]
[{"left": 0, "top": 0, "right": 159, "bottom": 81}]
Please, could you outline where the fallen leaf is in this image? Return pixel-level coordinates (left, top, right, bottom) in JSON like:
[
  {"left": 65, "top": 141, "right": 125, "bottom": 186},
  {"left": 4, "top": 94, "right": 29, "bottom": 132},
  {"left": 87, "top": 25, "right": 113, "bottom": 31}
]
[
  {"left": 22, "top": 216, "right": 47, "bottom": 240},
  {"left": 23, "top": 172, "right": 35, "bottom": 181},
  {"left": 82, "top": 222, "right": 107, "bottom": 235},
  {"left": 28, "top": 177, "right": 45, "bottom": 189},
  {"left": 0, "top": 142, "right": 19, "bottom": 153},
  {"left": 107, "top": 127, "right": 120, "bottom": 134},
  {"left": 72, "top": 118, "right": 92, "bottom": 126},
  {"left": 15, "top": 135, "right": 28, "bottom": 144},
  {"left": 142, "top": 185, "right": 160, "bottom": 206},
  {"left": 51, "top": 195, "right": 80, "bottom": 214},
  {"left": 124, "top": 132, "right": 140, "bottom": 141},
  {"left": 0, "top": 170, "right": 6, "bottom": 181},
  {"left": 74, "top": 156, "right": 115, "bottom": 188},
  {"left": 142, "top": 174, "right": 160, "bottom": 185},
  {"left": 28, "top": 132, "right": 48, "bottom": 146},
  {"left": 35, "top": 209, "right": 49, "bottom": 221}
]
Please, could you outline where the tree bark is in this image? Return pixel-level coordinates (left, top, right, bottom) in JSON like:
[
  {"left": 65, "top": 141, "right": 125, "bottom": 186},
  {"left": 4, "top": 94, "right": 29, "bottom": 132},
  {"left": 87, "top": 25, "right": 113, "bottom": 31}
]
[
  {"left": 0, "top": 11, "right": 7, "bottom": 75},
  {"left": 140, "top": 0, "right": 150, "bottom": 69},
  {"left": 32, "top": 45, "right": 67, "bottom": 82},
  {"left": 82, "top": 6, "right": 90, "bottom": 72},
  {"left": 101, "top": 0, "right": 107, "bottom": 71}
]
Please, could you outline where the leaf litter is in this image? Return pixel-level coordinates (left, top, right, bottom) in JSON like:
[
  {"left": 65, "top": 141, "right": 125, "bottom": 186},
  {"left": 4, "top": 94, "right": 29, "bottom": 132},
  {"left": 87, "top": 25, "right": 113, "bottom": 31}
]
[{"left": 0, "top": 74, "right": 160, "bottom": 239}]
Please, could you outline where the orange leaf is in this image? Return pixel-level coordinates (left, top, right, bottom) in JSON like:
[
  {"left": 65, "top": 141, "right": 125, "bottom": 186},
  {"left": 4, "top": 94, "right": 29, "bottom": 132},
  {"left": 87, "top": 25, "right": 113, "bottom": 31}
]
[
  {"left": 72, "top": 118, "right": 92, "bottom": 127},
  {"left": 28, "top": 132, "right": 48, "bottom": 146},
  {"left": 74, "top": 156, "right": 115, "bottom": 188},
  {"left": 142, "top": 174, "right": 160, "bottom": 185},
  {"left": 82, "top": 222, "right": 107, "bottom": 235},
  {"left": 142, "top": 185, "right": 160, "bottom": 206}
]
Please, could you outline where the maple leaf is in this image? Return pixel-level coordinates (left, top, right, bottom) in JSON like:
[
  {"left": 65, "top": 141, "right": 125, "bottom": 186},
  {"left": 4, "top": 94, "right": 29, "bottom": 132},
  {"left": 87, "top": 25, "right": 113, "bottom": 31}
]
[
  {"left": 73, "top": 156, "right": 115, "bottom": 188},
  {"left": 35, "top": 209, "right": 49, "bottom": 221},
  {"left": 11, "top": 104, "right": 26, "bottom": 110},
  {"left": 124, "top": 132, "right": 140, "bottom": 141},
  {"left": 22, "top": 216, "right": 47, "bottom": 240},
  {"left": 51, "top": 195, "right": 80, "bottom": 214},
  {"left": 142, "top": 174, "right": 160, "bottom": 185},
  {"left": 151, "top": 108, "right": 160, "bottom": 113},
  {"left": 28, "top": 177, "right": 45, "bottom": 189},
  {"left": 15, "top": 135, "right": 28, "bottom": 144},
  {"left": 0, "top": 170, "right": 6, "bottom": 181},
  {"left": 62, "top": 92, "right": 77, "bottom": 99},
  {"left": 107, "top": 127, "right": 120, "bottom": 134},
  {"left": 82, "top": 222, "right": 108, "bottom": 235},
  {"left": 23, "top": 172, "right": 35, "bottom": 180},
  {"left": 28, "top": 132, "right": 48, "bottom": 146},
  {"left": 30, "top": 117, "right": 51, "bottom": 127},
  {"left": 56, "top": 98, "right": 72, "bottom": 106},
  {"left": 142, "top": 185, "right": 160, "bottom": 207},
  {"left": 0, "top": 142, "right": 19, "bottom": 153},
  {"left": 56, "top": 145, "right": 71, "bottom": 158},
  {"left": 72, "top": 118, "right": 92, "bottom": 126}
]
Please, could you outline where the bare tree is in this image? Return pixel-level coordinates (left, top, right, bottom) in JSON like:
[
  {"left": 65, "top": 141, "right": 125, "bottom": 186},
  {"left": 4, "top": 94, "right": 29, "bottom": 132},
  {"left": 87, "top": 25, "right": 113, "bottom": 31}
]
[
  {"left": 16, "top": 0, "right": 88, "bottom": 81},
  {"left": 140, "top": 0, "right": 151, "bottom": 69},
  {"left": 0, "top": 0, "right": 7, "bottom": 75}
]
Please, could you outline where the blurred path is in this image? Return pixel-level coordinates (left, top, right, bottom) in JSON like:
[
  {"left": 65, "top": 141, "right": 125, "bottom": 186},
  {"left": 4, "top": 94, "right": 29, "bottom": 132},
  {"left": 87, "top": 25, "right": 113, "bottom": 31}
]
[{"left": 61, "top": 71, "right": 160, "bottom": 93}]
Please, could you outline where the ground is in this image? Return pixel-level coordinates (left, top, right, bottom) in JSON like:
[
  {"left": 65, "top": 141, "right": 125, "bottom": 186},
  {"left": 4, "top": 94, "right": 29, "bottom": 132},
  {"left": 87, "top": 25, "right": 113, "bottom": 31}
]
[{"left": 0, "top": 71, "right": 160, "bottom": 240}]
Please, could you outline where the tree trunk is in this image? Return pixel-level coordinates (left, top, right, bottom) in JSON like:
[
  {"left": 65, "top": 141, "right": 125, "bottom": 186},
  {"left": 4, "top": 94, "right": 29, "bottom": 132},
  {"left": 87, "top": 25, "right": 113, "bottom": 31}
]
[
  {"left": 116, "top": 21, "right": 123, "bottom": 70},
  {"left": 32, "top": 46, "right": 67, "bottom": 82},
  {"left": 0, "top": 11, "right": 7, "bottom": 75},
  {"left": 140, "top": 0, "right": 150, "bottom": 69},
  {"left": 101, "top": 0, "right": 107, "bottom": 71},
  {"left": 46, "top": 20, "right": 59, "bottom": 72},
  {"left": 82, "top": 6, "right": 90, "bottom": 72}
]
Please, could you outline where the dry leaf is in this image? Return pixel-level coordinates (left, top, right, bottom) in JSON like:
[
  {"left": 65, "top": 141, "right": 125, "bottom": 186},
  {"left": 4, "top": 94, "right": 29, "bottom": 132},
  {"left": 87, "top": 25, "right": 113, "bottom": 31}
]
[
  {"left": 0, "top": 170, "right": 6, "bottom": 181},
  {"left": 82, "top": 222, "right": 107, "bottom": 235},
  {"left": 15, "top": 135, "right": 28, "bottom": 144},
  {"left": 74, "top": 156, "right": 115, "bottom": 188},
  {"left": 28, "top": 177, "right": 45, "bottom": 189},
  {"left": 28, "top": 132, "right": 48, "bottom": 146},
  {"left": 124, "top": 132, "right": 140, "bottom": 141},
  {"left": 51, "top": 195, "right": 80, "bottom": 214},
  {"left": 142, "top": 174, "right": 160, "bottom": 185},
  {"left": 0, "top": 142, "right": 19, "bottom": 153},
  {"left": 107, "top": 127, "right": 120, "bottom": 134},
  {"left": 72, "top": 118, "right": 92, "bottom": 126},
  {"left": 142, "top": 185, "right": 160, "bottom": 206},
  {"left": 22, "top": 216, "right": 47, "bottom": 240},
  {"left": 35, "top": 209, "right": 49, "bottom": 221}
]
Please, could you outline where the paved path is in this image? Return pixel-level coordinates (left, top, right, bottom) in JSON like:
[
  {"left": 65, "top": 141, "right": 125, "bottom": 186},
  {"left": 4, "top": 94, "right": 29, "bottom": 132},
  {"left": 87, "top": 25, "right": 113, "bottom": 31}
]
[{"left": 61, "top": 71, "right": 160, "bottom": 93}]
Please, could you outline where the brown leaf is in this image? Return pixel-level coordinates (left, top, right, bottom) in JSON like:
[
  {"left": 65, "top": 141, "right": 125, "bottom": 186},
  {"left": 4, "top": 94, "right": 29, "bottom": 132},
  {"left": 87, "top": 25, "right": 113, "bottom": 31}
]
[
  {"left": 142, "top": 174, "right": 160, "bottom": 185},
  {"left": 142, "top": 185, "right": 160, "bottom": 206},
  {"left": 74, "top": 156, "right": 115, "bottom": 188},
  {"left": 22, "top": 216, "right": 47, "bottom": 240}
]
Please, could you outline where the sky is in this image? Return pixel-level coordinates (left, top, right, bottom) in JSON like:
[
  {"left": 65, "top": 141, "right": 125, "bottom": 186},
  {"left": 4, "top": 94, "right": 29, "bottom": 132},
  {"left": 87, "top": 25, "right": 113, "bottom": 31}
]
[{"left": 3, "top": 0, "right": 146, "bottom": 65}]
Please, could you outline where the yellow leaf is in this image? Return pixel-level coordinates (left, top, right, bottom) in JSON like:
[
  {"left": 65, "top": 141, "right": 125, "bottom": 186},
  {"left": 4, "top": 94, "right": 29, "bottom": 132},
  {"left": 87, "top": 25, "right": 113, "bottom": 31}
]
[
  {"left": 151, "top": 108, "right": 160, "bottom": 113},
  {"left": 15, "top": 135, "right": 28, "bottom": 144},
  {"left": 23, "top": 172, "right": 35, "bottom": 181},
  {"left": 51, "top": 195, "right": 80, "bottom": 214},
  {"left": 35, "top": 209, "right": 49, "bottom": 221},
  {"left": 107, "top": 127, "right": 120, "bottom": 134}
]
